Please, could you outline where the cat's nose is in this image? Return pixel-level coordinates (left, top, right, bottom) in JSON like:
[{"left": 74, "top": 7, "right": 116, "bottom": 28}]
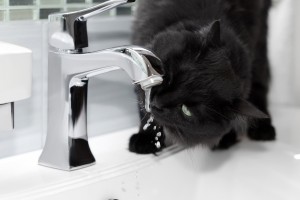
[{"left": 150, "top": 98, "right": 164, "bottom": 111}]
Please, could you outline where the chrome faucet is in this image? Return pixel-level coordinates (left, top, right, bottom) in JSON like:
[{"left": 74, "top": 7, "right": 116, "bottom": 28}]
[{"left": 38, "top": 0, "right": 163, "bottom": 171}]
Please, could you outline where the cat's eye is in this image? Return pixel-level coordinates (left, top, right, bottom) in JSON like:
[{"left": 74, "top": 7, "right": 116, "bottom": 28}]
[{"left": 181, "top": 104, "right": 192, "bottom": 117}]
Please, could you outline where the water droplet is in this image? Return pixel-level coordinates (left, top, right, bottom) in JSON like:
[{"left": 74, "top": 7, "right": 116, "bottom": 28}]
[
  {"left": 143, "top": 115, "right": 154, "bottom": 131},
  {"left": 148, "top": 115, "right": 154, "bottom": 123}
]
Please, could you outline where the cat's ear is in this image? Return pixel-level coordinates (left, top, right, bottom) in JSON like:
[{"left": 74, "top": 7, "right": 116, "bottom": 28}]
[
  {"left": 232, "top": 99, "right": 269, "bottom": 119},
  {"left": 207, "top": 20, "right": 221, "bottom": 46}
]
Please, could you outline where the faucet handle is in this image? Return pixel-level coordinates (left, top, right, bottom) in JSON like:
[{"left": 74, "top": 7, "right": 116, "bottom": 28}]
[
  {"left": 48, "top": 0, "right": 135, "bottom": 51},
  {"left": 71, "top": 0, "right": 135, "bottom": 19}
]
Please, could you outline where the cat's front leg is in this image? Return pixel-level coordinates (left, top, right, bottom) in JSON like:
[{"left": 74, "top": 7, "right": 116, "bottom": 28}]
[
  {"left": 129, "top": 116, "right": 166, "bottom": 154},
  {"left": 248, "top": 118, "right": 275, "bottom": 141},
  {"left": 247, "top": 84, "right": 276, "bottom": 141},
  {"left": 212, "top": 130, "right": 240, "bottom": 150}
]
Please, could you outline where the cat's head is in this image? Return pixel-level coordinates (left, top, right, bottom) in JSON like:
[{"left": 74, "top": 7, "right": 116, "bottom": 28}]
[{"left": 148, "top": 20, "right": 267, "bottom": 146}]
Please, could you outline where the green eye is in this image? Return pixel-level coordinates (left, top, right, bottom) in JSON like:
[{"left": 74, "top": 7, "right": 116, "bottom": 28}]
[{"left": 181, "top": 104, "right": 192, "bottom": 117}]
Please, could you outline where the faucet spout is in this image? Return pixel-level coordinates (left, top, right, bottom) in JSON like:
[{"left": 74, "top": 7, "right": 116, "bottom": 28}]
[{"left": 39, "top": 46, "right": 163, "bottom": 171}]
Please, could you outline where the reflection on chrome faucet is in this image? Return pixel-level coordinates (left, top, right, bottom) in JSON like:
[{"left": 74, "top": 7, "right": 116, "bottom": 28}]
[{"left": 38, "top": 0, "right": 164, "bottom": 171}]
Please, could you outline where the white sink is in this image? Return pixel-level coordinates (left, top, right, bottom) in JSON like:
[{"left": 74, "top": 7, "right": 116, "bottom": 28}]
[
  {"left": 0, "top": 41, "right": 32, "bottom": 131},
  {"left": 0, "top": 105, "right": 299, "bottom": 200},
  {"left": 0, "top": 41, "right": 32, "bottom": 104}
]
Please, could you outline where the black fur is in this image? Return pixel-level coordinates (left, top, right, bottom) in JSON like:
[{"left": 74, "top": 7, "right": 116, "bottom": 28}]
[
  {"left": 129, "top": 0, "right": 275, "bottom": 154},
  {"left": 129, "top": 114, "right": 165, "bottom": 154}
]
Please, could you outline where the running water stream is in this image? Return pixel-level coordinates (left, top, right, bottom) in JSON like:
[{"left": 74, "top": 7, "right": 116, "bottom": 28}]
[{"left": 144, "top": 88, "right": 151, "bottom": 112}]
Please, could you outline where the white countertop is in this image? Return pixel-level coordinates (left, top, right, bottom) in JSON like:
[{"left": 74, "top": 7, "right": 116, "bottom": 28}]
[{"left": 0, "top": 104, "right": 300, "bottom": 200}]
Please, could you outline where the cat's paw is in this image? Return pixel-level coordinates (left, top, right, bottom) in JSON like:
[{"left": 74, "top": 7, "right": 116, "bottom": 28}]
[
  {"left": 129, "top": 129, "right": 165, "bottom": 154},
  {"left": 212, "top": 130, "right": 239, "bottom": 150},
  {"left": 248, "top": 119, "right": 276, "bottom": 141}
]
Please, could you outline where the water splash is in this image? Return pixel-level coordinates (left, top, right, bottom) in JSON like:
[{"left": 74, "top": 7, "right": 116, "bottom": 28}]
[{"left": 143, "top": 115, "right": 154, "bottom": 131}]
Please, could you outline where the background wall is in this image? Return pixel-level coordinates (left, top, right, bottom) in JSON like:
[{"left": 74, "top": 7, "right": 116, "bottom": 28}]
[
  {"left": 294, "top": 0, "right": 300, "bottom": 103},
  {"left": 268, "top": 0, "right": 299, "bottom": 106},
  {"left": 0, "top": 0, "right": 133, "bottom": 21}
]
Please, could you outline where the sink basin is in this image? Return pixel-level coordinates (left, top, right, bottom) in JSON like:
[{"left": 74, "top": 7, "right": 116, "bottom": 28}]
[
  {"left": 0, "top": 41, "right": 32, "bottom": 104},
  {"left": 0, "top": 104, "right": 300, "bottom": 200}
]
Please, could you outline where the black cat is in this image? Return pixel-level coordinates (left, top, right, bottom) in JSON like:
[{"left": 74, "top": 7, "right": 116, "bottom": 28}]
[{"left": 129, "top": 0, "right": 276, "bottom": 154}]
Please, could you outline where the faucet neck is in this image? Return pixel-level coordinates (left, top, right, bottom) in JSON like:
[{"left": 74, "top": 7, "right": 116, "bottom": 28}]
[{"left": 39, "top": 46, "right": 163, "bottom": 170}]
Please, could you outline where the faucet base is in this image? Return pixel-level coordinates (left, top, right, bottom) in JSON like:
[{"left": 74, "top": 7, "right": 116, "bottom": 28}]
[
  {"left": 69, "top": 138, "right": 96, "bottom": 168},
  {"left": 38, "top": 161, "right": 96, "bottom": 171},
  {"left": 38, "top": 137, "right": 96, "bottom": 171}
]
